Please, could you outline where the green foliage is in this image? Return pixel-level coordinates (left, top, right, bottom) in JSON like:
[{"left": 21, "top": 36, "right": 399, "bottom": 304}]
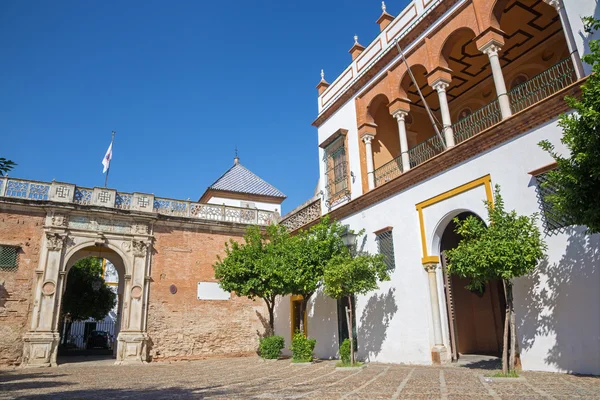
[
  {"left": 538, "top": 17, "right": 600, "bottom": 234},
  {"left": 339, "top": 338, "right": 351, "bottom": 365},
  {"left": 488, "top": 370, "right": 520, "bottom": 378},
  {"left": 0, "top": 158, "right": 16, "bottom": 176},
  {"left": 290, "top": 330, "right": 316, "bottom": 362},
  {"left": 62, "top": 258, "right": 116, "bottom": 321},
  {"left": 213, "top": 224, "right": 291, "bottom": 332},
  {"left": 324, "top": 247, "right": 390, "bottom": 300},
  {"left": 259, "top": 335, "right": 285, "bottom": 360},
  {"left": 286, "top": 216, "right": 348, "bottom": 299},
  {"left": 445, "top": 185, "right": 547, "bottom": 291}
]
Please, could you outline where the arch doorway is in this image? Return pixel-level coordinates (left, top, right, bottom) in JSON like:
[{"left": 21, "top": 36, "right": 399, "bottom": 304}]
[
  {"left": 440, "top": 212, "right": 506, "bottom": 360},
  {"left": 57, "top": 247, "right": 125, "bottom": 363}
]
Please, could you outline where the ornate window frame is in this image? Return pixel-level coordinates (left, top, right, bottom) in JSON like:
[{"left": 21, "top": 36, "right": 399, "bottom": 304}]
[{"left": 320, "top": 129, "right": 351, "bottom": 208}]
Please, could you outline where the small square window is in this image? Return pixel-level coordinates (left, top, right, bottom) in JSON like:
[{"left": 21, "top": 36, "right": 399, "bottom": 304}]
[{"left": 0, "top": 245, "right": 19, "bottom": 271}]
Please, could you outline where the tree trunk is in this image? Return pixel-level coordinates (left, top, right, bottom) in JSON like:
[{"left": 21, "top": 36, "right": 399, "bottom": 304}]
[
  {"left": 299, "top": 295, "right": 311, "bottom": 335},
  {"left": 502, "top": 280, "right": 510, "bottom": 375},
  {"left": 264, "top": 297, "right": 275, "bottom": 336},
  {"left": 507, "top": 280, "right": 516, "bottom": 371},
  {"left": 347, "top": 295, "right": 355, "bottom": 365}
]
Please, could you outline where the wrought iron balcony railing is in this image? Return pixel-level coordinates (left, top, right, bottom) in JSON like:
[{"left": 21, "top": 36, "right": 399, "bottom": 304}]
[
  {"left": 371, "top": 58, "right": 577, "bottom": 188},
  {"left": 374, "top": 157, "right": 403, "bottom": 187},
  {"left": 509, "top": 57, "right": 576, "bottom": 114},
  {"left": 0, "top": 177, "right": 278, "bottom": 226},
  {"left": 407, "top": 134, "right": 446, "bottom": 168},
  {"left": 452, "top": 100, "right": 502, "bottom": 144}
]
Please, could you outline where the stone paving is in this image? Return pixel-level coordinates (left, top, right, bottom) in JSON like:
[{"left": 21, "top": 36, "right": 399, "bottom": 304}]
[{"left": 0, "top": 356, "right": 598, "bottom": 399}]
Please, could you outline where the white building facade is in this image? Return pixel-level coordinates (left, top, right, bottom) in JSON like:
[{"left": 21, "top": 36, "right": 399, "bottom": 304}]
[{"left": 278, "top": 0, "right": 600, "bottom": 375}]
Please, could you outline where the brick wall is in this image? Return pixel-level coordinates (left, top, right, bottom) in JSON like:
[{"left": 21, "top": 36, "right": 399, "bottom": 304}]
[
  {"left": 0, "top": 208, "right": 44, "bottom": 366},
  {"left": 147, "top": 223, "right": 268, "bottom": 361}
]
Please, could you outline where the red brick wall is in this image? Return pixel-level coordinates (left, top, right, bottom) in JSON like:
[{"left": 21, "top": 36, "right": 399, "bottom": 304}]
[
  {"left": 0, "top": 208, "right": 44, "bottom": 366},
  {"left": 147, "top": 224, "right": 268, "bottom": 361}
]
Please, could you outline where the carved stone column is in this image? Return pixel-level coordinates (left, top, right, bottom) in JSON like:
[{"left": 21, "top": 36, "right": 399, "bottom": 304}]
[
  {"left": 393, "top": 111, "right": 411, "bottom": 172},
  {"left": 22, "top": 231, "right": 67, "bottom": 367},
  {"left": 544, "top": 0, "right": 585, "bottom": 78},
  {"left": 424, "top": 262, "right": 449, "bottom": 364},
  {"left": 362, "top": 134, "right": 376, "bottom": 190},
  {"left": 115, "top": 239, "right": 150, "bottom": 364},
  {"left": 480, "top": 41, "right": 512, "bottom": 119},
  {"left": 431, "top": 81, "right": 456, "bottom": 148}
]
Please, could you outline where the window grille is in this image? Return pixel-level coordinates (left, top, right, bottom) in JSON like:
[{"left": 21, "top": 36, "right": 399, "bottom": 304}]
[
  {"left": 0, "top": 245, "right": 19, "bottom": 271},
  {"left": 535, "top": 172, "right": 571, "bottom": 235},
  {"left": 375, "top": 230, "right": 395, "bottom": 271},
  {"left": 324, "top": 135, "right": 349, "bottom": 205}
]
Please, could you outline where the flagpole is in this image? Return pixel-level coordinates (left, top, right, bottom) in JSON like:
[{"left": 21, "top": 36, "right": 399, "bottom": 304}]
[{"left": 104, "top": 131, "right": 115, "bottom": 188}]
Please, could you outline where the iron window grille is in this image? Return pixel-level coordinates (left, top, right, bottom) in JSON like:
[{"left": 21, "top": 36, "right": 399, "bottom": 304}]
[
  {"left": 375, "top": 229, "right": 395, "bottom": 271},
  {"left": 0, "top": 245, "right": 19, "bottom": 271},
  {"left": 535, "top": 171, "right": 571, "bottom": 235},
  {"left": 324, "top": 135, "right": 350, "bottom": 207}
]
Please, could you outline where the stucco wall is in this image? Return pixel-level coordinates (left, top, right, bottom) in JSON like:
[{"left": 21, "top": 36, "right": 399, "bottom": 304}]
[
  {"left": 0, "top": 208, "right": 44, "bottom": 366},
  {"left": 295, "top": 117, "right": 600, "bottom": 374},
  {"left": 207, "top": 196, "right": 281, "bottom": 214}
]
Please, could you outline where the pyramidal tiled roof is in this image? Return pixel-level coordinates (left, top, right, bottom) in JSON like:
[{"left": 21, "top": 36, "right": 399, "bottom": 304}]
[{"left": 206, "top": 161, "right": 286, "bottom": 199}]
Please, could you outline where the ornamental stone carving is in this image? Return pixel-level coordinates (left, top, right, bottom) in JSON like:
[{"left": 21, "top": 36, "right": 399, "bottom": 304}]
[
  {"left": 50, "top": 213, "right": 68, "bottom": 227},
  {"left": 280, "top": 199, "right": 321, "bottom": 232},
  {"left": 131, "top": 240, "right": 148, "bottom": 257},
  {"left": 45, "top": 233, "right": 66, "bottom": 251},
  {"left": 132, "top": 224, "right": 148, "bottom": 234},
  {"left": 423, "top": 263, "right": 439, "bottom": 273}
]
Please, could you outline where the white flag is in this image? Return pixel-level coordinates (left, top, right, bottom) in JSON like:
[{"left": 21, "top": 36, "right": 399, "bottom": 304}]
[{"left": 102, "top": 142, "right": 113, "bottom": 174}]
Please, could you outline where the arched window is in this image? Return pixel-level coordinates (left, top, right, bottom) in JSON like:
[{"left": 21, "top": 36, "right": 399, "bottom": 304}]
[{"left": 510, "top": 74, "right": 529, "bottom": 90}]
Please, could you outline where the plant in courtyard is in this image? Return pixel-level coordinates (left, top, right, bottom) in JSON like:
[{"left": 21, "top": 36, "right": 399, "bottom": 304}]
[
  {"left": 0, "top": 158, "right": 16, "bottom": 176},
  {"left": 445, "top": 186, "right": 546, "bottom": 375},
  {"left": 61, "top": 257, "right": 117, "bottom": 342},
  {"left": 290, "top": 330, "right": 316, "bottom": 363},
  {"left": 259, "top": 335, "right": 285, "bottom": 359},
  {"left": 538, "top": 17, "right": 600, "bottom": 234},
  {"left": 339, "top": 338, "right": 351, "bottom": 365},
  {"left": 213, "top": 224, "right": 290, "bottom": 334},
  {"left": 286, "top": 216, "right": 348, "bottom": 332},
  {"left": 324, "top": 233, "right": 389, "bottom": 366}
]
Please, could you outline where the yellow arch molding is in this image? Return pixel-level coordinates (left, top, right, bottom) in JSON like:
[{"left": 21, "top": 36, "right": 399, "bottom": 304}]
[{"left": 415, "top": 175, "right": 493, "bottom": 264}]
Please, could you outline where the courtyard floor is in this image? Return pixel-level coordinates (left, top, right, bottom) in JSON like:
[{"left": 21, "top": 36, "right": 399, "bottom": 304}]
[{"left": 1, "top": 356, "right": 599, "bottom": 399}]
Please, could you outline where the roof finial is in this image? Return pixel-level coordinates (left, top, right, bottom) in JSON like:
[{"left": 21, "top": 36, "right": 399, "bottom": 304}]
[
  {"left": 354, "top": 35, "right": 359, "bottom": 45},
  {"left": 382, "top": 1, "right": 386, "bottom": 12},
  {"left": 234, "top": 146, "right": 239, "bottom": 165},
  {"left": 320, "top": 69, "right": 325, "bottom": 80}
]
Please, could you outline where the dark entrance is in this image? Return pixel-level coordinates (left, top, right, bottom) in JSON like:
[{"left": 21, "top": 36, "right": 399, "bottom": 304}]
[
  {"left": 440, "top": 212, "right": 506, "bottom": 360},
  {"left": 337, "top": 296, "right": 357, "bottom": 348}
]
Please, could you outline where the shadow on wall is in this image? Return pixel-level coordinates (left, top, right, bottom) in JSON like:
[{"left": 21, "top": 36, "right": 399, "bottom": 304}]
[
  {"left": 309, "top": 289, "right": 339, "bottom": 360},
  {"left": 358, "top": 288, "right": 398, "bottom": 362},
  {"left": 518, "top": 228, "right": 600, "bottom": 375},
  {"left": 0, "top": 283, "right": 8, "bottom": 309},
  {"left": 578, "top": 0, "right": 600, "bottom": 65}
]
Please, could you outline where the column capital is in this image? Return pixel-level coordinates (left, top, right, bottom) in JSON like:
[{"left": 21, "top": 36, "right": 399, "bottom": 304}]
[
  {"left": 431, "top": 80, "right": 450, "bottom": 93},
  {"left": 480, "top": 40, "right": 503, "bottom": 57},
  {"left": 393, "top": 110, "right": 409, "bottom": 121},
  {"left": 361, "top": 133, "right": 375, "bottom": 144},
  {"left": 423, "top": 263, "right": 439, "bottom": 273},
  {"left": 543, "top": 0, "right": 562, "bottom": 11}
]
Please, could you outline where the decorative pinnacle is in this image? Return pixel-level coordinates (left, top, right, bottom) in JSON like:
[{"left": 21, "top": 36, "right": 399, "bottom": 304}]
[
  {"left": 382, "top": 1, "right": 386, "bottom": 12},
  {"left": 320, "top": 69, "right": 325, "bottom": 80},
  {"left": 354, "top": 35, "right": 359, "bottom": 45}
]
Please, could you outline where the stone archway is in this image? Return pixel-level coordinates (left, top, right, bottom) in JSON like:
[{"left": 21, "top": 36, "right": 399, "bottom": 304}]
[{"left": 21, "top": 212, "right": 153, "bottom": 367}]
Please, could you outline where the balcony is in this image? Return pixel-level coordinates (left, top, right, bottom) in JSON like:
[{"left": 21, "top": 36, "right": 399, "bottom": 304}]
[{"left": 373, "top": 58, "right": 577, "bottom": 188}]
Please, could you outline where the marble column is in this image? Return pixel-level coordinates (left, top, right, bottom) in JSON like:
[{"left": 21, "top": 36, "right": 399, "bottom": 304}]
[
  {"left": 363, "top": 134, "right": 376, "bottom": 190},
  {"left": 544, "top": 0, "right": 585, "bottom": 78},
  {"left": 432, "top": 81, "right": 456, "bottom": 148},
  {"left": 424, "top": 263, "right": 448, "bottom": 363},
  {"left": 480, "top": 42, "right": 512, "bottom": 119},
  {"left": 393, "top": 111, "right": 411, "bottom": 172}
]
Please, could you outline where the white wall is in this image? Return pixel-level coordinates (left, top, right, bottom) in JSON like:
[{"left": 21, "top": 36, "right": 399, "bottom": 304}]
[
  {"left": 300, "top": 118, "right": 600, "bottom": 374},
  {"left": 206, "top": 196, "right": 281, "bottom": 214},
  {"left": 564, "top": 0, "right": 600, "bottom": 75}
]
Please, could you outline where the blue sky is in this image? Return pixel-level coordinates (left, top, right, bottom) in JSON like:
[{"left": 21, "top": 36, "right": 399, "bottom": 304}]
[{"left": 1, "top": 0, "right": 408, "bottom": 212}]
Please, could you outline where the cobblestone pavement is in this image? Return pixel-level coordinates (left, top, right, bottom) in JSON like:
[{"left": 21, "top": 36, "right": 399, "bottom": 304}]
[{"left": 1, "top": 357, "right": 599, "bottom": 399}]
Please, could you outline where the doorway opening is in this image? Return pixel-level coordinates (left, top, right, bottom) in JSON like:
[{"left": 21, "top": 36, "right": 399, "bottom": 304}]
[
  {"left": 440, "top": 212, "right": 506, "bottom": 362},
  {"left": 57, "top": 247, "right": 124, "bottom": 364}
]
